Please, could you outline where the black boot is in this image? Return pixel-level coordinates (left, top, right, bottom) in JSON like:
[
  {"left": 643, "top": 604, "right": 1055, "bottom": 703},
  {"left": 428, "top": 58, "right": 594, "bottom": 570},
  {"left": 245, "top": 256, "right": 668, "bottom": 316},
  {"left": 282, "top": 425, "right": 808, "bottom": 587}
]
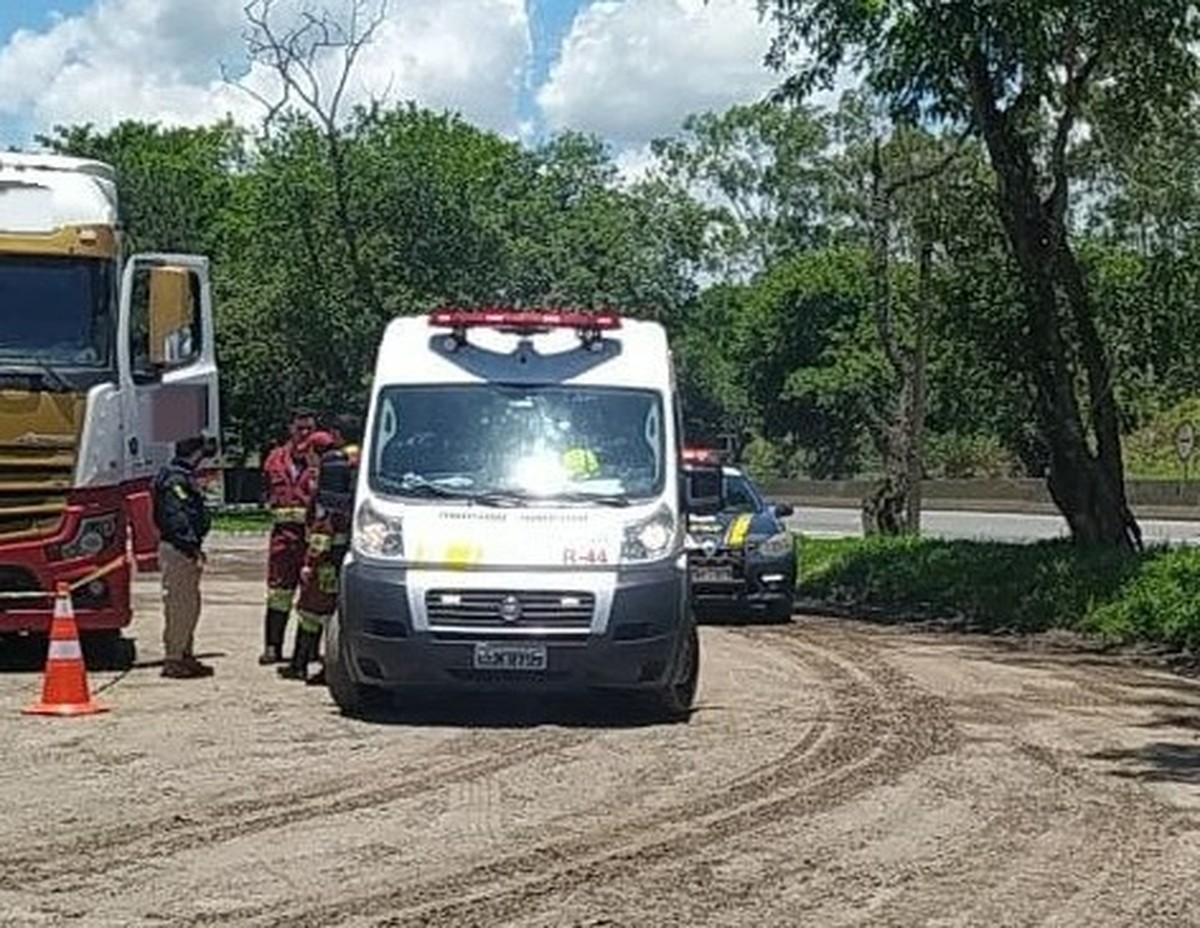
[
  {"left": 278, "top": 627, "right": 319, "bottom": 680},
  {"left": 259, "top": 608, "right": 289, "bottom": 665},
  {"left": 304, "top": 627, "right": 326, "bottom": 686}
]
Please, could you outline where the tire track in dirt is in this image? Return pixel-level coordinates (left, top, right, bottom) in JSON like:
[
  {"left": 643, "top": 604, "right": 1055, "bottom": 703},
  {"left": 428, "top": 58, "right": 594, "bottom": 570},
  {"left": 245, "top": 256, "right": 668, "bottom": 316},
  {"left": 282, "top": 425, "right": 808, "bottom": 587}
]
[
  {"left": 234, "top": 623, "right": 956, "bottom": 928},
  {"left": 0, "top": 728, "right": 596, "bottom": 893}
]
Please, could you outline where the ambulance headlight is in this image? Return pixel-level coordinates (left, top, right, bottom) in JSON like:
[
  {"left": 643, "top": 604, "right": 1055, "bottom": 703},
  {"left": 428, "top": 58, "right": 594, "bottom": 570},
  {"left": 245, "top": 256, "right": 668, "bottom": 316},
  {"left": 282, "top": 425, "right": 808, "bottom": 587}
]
[
  {"left": 354, "top": 501, "right": 404, "bottom": 559},
  {"left": 621, "top": 505, "right": 675, "bottom": 563}
]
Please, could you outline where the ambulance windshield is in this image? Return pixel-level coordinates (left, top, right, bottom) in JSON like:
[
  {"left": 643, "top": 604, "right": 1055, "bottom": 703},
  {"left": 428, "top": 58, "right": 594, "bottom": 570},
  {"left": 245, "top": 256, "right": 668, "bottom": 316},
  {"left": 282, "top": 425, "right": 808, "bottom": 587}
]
[{"left": 370, "top": 384, "right": 665, "bottom": 503}]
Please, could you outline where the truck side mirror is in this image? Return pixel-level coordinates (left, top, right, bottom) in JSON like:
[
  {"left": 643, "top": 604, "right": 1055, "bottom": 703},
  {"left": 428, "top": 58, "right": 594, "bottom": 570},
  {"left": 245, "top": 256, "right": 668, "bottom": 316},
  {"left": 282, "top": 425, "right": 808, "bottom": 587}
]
[
  {"left": 148, "top": 266, "right": 198, "bottom": 366},
  {"left": 684, "top": 464, "right": 724, "bottom": 516}
]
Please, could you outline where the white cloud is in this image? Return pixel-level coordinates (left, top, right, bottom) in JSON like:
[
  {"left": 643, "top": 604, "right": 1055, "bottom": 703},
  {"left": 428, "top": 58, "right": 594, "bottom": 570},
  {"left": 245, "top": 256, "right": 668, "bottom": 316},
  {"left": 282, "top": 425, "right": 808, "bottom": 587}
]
[
  {"left": 0, "top": 0, "right": 531, "bottom": 140},
  {"left": 536, "top": 0, "right": 778, "bottom": 146},
  {"left": 613, "top": 143, "right": 657, "bottom": 185}
]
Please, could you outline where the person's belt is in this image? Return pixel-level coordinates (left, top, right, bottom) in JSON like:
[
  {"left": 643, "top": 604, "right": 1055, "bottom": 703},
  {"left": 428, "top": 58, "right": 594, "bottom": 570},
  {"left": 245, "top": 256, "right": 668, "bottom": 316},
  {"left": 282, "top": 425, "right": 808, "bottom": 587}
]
[{"left": 272, "top": 506, "right": 307, "bottom": 525}]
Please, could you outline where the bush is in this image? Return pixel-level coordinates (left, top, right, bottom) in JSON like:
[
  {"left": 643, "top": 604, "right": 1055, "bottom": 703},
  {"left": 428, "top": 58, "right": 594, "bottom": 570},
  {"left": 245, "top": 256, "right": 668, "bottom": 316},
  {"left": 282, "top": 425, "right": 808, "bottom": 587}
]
[
  {"left": 1124, "top": 395, "right": 1200, "bottom": 479},
  {"left": 1086, "top": 549, "right": 1200, "bottom": 651},
  {"left": 922, "top": 432, "right": 1018, "bottom": 479},
  {"left": 211, "top": 508, "right": 272, "bottom": 533},
  {"left": 797, "top": 535, "right": 1200, "bottom": 650}
]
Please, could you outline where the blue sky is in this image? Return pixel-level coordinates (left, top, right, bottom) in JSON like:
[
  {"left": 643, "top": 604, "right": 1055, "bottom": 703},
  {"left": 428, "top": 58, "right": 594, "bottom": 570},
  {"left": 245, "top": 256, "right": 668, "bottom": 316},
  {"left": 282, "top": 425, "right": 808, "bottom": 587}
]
[
  {"left": 521, "top": 0, "right": 589, "bottom": 135},
  {"left": 0, "top": 0, "right": 780, "bottom": 159},
  {"left": 0, "top": 1, "right": 87, "bottom": 35}
]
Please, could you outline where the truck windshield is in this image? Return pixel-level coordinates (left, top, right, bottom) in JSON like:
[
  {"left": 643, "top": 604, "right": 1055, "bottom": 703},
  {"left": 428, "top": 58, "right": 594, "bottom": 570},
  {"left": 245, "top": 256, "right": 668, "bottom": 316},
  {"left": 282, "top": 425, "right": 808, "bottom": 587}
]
[
  {"left": 0, "top": 254, "right": 114, "bottom": 368},
  {"left": 371, "top": 384, "right": 666, "bottom": 502}
]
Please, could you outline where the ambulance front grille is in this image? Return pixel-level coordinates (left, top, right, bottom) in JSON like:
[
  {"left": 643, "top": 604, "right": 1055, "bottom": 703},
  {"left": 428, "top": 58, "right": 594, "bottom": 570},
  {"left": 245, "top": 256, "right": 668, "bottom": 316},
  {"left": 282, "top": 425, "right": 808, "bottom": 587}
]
[{"left": 425, "top": 589, "right": 595, "bottom": 631}]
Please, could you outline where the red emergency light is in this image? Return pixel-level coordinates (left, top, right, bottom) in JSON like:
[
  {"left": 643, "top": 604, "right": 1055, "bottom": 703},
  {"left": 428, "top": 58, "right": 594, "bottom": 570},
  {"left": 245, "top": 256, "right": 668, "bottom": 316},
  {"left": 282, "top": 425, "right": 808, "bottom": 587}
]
[{"left": 429, "top": 308, "right": 622, "bottom": 331}]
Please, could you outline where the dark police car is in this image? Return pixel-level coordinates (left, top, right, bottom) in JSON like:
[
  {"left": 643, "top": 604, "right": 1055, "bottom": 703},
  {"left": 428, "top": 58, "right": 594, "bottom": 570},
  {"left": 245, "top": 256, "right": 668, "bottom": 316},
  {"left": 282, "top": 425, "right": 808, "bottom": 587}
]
[{"left": 683, "top": 450, "right": 797, "bottom": 623}]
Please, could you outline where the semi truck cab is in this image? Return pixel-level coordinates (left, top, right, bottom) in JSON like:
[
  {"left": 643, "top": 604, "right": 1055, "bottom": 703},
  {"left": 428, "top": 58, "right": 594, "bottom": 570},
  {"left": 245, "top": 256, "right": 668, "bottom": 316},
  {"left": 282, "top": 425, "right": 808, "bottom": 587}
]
[{"left": 0, "top": 152, "right": 219, "bottom": 640}]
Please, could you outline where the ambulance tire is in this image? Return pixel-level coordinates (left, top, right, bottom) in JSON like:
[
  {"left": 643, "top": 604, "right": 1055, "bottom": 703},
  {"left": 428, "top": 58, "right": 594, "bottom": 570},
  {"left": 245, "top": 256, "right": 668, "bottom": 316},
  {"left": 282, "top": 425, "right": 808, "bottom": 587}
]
[
  {"left": 325, "top": 611, "right": 388, "bottom": 717},
  {"left": 646, "top": 620, "right": 699, "bottom": 723}
]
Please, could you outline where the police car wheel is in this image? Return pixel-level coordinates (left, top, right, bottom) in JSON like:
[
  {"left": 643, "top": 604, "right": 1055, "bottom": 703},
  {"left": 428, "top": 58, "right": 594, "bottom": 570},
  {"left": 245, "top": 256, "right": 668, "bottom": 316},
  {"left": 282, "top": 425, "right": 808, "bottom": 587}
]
[
  {"left": 765, "top": 597, "right": 794, "bottom": 624},
  {"left": 647, "top": 621, "right": 698, "bottom": 723}
]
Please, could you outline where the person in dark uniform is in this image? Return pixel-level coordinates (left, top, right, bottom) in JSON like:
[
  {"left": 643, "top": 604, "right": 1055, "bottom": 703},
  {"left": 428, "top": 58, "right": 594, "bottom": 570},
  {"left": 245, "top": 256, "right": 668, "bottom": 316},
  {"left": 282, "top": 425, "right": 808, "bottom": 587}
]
[{"left": 152, "top": 435, "right": 214, "bottom": 679}]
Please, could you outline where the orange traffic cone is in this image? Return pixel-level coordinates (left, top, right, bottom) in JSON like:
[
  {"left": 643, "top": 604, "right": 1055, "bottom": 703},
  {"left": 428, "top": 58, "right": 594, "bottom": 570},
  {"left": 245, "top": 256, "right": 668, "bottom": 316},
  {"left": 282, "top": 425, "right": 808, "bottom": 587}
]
[{"left": 23, "top": 582, "right": 109, "bottom": 717}]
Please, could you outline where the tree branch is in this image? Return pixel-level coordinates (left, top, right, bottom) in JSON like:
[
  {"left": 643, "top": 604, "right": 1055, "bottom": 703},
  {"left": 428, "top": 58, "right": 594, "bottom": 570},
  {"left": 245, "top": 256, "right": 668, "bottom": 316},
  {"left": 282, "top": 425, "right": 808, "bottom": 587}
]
[
  {"left": 1045, "top": 42, "right": 1103, "bottom": 221},
  {"left": 884, "top": 125, "right": 972, "bottom": 196}
]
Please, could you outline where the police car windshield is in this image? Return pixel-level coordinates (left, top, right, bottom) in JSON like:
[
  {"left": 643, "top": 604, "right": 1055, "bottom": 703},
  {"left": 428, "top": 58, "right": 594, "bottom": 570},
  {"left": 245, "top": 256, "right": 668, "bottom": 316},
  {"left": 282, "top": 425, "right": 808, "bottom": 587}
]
[
  {"left": 722, "top": 473, "right": 763, "bottom": 514},
  {"left": 370, "top": 384, "right": 666, "bottom": 502}
]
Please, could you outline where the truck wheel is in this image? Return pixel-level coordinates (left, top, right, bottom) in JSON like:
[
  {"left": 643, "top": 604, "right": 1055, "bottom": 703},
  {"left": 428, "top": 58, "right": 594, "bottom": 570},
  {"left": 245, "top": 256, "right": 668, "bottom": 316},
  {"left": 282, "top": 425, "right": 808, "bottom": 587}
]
[
  {"left": 82, "top": 631, "right": 136, "bottom": 670},
  {"left": 647, "top": 620, "right": 699, "bottom": 723},
  {"left": 324, "top": 612, "right": 387, "bottom": 718}
]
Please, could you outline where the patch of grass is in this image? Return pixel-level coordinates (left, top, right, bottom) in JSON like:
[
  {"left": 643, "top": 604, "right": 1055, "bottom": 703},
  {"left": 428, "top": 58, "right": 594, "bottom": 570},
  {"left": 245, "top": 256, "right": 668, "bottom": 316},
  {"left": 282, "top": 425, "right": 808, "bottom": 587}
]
[
  {"left": 1124, "top": 395, "right": 1200, "bottom": 480},
  {"left": 211, "top": 508, "right": 272, "bottom": 533},
  {"left": 796, "top": 535, "right": 1200, "bottom": 651}
]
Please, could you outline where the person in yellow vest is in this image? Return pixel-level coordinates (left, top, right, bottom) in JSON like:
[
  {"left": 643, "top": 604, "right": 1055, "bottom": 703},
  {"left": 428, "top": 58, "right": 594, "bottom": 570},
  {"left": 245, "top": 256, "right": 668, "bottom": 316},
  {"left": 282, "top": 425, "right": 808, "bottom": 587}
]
[{"left": 560, "top": 444, "right": 601, "bottom": 481}]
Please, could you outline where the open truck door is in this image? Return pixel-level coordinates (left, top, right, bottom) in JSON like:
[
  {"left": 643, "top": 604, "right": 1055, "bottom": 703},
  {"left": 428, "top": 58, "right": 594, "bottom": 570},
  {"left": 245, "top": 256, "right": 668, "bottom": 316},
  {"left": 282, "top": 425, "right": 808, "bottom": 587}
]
[{"left": 117, "top": 254, "right": 220, "bottom": 571}]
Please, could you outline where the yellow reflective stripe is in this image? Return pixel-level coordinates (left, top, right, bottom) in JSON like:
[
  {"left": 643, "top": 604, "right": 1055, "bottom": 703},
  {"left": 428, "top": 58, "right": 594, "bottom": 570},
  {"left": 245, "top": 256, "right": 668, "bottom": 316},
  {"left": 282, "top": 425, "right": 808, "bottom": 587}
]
[
  {"left": 273, "top": 507, "right": 306, "bottom": 524},
  {"left": 444, "top": 541, "right": 483, "bottom": 569},
  {"left": 330, "top": 534, "right": 349, "bottom": 547},
  {"left": 295, "top": 609, "right": 328, "bottom": 632},
  {"left": 317, "top": 564, "right": 339, "bottom": 593},
  {"left": 308, "top": 532, "right": 331, "bottom": 554},
  {"left": 266, "top": 588, "right": 295, "bottom": 611},
  {"left": 725, "top": 514, "right": 753, "bottom": 548}
]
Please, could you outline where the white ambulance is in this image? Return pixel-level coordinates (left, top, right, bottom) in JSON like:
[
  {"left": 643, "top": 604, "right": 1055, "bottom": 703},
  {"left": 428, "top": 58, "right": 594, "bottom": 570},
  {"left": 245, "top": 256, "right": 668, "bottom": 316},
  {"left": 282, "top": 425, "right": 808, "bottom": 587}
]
[{"left": 329, "top": 309, "right": 717, "bottom": 720}]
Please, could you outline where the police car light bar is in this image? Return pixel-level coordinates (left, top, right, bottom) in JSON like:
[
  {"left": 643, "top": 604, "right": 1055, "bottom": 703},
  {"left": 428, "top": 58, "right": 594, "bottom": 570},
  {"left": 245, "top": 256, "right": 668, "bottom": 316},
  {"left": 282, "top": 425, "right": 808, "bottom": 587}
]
[
  {"left": 682, "top": 447, "right": 721, "bottom": 464},
  {"left": 429, "top": 309, "right": 622, "bottom": 331}
]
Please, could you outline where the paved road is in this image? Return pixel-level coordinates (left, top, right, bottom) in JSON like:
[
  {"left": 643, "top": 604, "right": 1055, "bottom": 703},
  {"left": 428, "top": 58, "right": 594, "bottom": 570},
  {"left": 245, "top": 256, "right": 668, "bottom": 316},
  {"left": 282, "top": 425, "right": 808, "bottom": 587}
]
[{"left": 787, "top": 506, "right": 1200, "bottom": 545}]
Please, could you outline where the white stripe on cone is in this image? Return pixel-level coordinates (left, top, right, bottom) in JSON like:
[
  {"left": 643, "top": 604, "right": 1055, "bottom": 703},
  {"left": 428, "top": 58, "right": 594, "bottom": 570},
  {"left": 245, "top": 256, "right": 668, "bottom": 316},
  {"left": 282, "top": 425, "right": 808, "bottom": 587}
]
[{"left": 47, "top": 640, "right": 83, "bottom": 661}]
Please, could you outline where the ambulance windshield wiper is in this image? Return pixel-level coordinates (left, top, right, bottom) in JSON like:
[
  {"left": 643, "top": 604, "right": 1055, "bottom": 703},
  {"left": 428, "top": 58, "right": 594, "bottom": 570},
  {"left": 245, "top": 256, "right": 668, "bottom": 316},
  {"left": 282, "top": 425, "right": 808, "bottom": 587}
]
[
  {"left": 542, "top": 491, "right": 630, "bottom": 507},
  {"left": 377, "top": 475, "right": 476, "bottom": 499},
  {"left": 466, "top": 489, "right": 530, "bottom": 508}
]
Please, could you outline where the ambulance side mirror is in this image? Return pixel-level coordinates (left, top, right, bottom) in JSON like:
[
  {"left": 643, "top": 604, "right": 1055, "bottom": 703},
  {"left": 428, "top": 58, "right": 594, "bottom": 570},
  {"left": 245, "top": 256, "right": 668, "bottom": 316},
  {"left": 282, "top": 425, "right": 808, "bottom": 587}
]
[{"left": 684, "top": 464, "right": 724, "bottom": 516}]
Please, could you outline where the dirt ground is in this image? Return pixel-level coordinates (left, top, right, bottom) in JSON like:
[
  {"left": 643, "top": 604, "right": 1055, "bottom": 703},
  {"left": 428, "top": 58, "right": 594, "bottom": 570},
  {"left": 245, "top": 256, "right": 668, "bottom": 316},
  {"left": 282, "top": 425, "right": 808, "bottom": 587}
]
[{"left": 1, "top": 535, "right": 1199, "bottom": 927}]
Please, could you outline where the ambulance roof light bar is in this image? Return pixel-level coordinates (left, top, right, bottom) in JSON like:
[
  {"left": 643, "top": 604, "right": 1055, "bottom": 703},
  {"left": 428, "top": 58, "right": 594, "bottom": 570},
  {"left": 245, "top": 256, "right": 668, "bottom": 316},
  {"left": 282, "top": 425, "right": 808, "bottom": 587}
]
[{"left": 429, "top": 308, "right": 622, "bottom": 350}]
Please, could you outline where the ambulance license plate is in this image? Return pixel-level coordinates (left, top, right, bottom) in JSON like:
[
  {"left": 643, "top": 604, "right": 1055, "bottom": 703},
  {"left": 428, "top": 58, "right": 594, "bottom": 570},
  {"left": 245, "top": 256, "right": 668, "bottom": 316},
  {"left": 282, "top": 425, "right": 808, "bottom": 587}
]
[{"left": 472, "top": 642, "right": 548, "bottom": 671}]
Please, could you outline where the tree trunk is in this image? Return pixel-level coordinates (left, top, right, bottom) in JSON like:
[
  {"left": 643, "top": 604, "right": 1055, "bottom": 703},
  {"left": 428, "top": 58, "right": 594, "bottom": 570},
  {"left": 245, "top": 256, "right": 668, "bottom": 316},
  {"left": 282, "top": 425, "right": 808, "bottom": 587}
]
[
  {"left": 862, "top": 139, "right": 925, "bottom": 538},
  {"left": 904, "top": 238, "right": 932, "bottom": 534},
  {"left": 965, "top": 52, "right": 1141, "bottom": 550}
]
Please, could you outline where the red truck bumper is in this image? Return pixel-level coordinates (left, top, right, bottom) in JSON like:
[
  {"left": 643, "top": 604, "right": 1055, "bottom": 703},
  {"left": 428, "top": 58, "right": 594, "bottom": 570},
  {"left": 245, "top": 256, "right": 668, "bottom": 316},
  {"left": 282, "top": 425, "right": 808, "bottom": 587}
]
[{"left": 0, "top": 488, "right": 134, "bottom": 636}]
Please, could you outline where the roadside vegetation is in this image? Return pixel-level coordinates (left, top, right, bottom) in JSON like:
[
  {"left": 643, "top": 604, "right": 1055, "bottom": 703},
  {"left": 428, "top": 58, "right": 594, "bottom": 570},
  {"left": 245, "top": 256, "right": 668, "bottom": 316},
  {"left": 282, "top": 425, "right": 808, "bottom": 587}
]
[
  {"left": 798, "top": 536, "right": 1200, "bottom": 653},
  {"left": 211, "top": 509, "right": 272, "bottom": 534},
  {"left": 42, "top": 1, "right": 1200, "bottom": 647}
]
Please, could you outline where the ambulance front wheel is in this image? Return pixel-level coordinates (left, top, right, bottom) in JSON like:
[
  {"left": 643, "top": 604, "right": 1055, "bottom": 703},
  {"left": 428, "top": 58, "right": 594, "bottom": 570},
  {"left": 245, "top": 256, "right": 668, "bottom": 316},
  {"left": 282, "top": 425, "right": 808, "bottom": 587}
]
[
  {"left": 645, "top": 619, "right": 699, "bottom": 723},
  {"left": 325, "top": 611, "right": 387, "bottom": 717}
]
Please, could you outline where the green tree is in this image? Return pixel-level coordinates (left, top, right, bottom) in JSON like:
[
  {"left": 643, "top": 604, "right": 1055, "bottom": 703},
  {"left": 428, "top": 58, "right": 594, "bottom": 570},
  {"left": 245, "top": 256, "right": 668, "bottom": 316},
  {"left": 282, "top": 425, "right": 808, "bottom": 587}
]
[
  {"left": 650, "top": 101, "right": 833, "bottom": 276},
  {"left": 763, "top": 0, "right": 1200, "bottom": 549}
]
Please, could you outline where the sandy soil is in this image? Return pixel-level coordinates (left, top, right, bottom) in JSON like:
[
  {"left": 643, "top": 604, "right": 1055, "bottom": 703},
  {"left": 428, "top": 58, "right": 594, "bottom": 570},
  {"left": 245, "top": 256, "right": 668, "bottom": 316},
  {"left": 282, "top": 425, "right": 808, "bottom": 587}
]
[{"left": 1, "top": 534, "right": 1198, "bottom": 927}]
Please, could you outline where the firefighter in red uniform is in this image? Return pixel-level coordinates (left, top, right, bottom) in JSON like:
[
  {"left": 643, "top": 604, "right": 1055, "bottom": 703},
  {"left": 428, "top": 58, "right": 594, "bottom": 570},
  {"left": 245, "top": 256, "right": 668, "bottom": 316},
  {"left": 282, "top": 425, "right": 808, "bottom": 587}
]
[
  {"left": 278, "top": 415, "right": 362, "bottom": 684},
  {"left": 259, "top": 409, "right": 318, "bottom": 665}
]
